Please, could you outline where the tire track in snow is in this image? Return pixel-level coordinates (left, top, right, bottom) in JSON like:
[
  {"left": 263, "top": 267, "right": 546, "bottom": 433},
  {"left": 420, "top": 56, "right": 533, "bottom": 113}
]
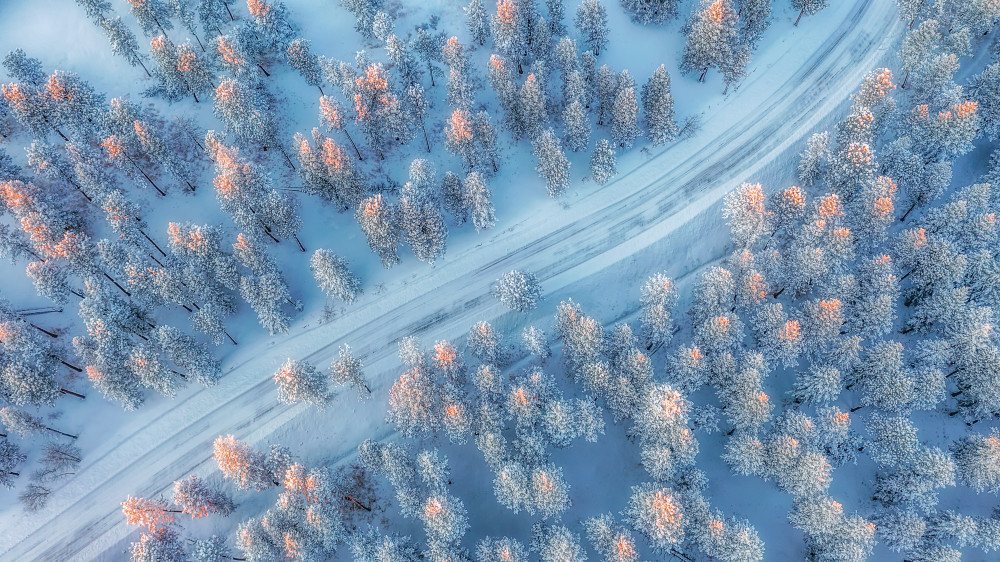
[{"left": 0, "top": 1, "right": 902, "bottom": 559}]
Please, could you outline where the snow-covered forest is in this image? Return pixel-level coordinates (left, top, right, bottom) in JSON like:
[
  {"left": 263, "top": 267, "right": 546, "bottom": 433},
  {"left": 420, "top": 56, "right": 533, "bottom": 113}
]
[{"left": 1, "top": 0, "right": 1000, "bottom": 560}]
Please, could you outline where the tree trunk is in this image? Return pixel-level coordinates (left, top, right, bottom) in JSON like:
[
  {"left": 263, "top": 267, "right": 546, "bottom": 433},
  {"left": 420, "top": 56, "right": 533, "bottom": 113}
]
[
  {"left": 343, "top": 129, "right": 363, "bottom": 161},
  {"left": 60, "top": 388, "right": 86, "bottom": 399},
  {"left": 136, "top": 55, "right": 152, "bottom": 77},
  {"left": 29, "top": 322, "right": 58, "bottom": 338},
  {"left": 277, "top": 145, "right": 296, "bottom": 171},
  {"left": 699, "top": 68, "right": 708, "bottom": 82},
  {"left": 292, "top": 234, "right": 305, "bottom": 252},
  {"left": 257, "top": 63, "right": 271, "bottom": 77},
  {"left": 103, "top": 271, "right": 131, "bottom": 297},
  {"left": 900, "top": 201, "right": 917, "bottom": 222},
  {"left": 139, "top": 228, "right": 168, "bottom": 257},
  {"left": 193, "top": 31, "right": 206, "bottom": 52},
  {"left": 46, "top": 427, "right": 77, "bottom": 439},
  {"left": 125, "top": 153, "right": 166, "bottom": 196},
  {"left": 60, "top": 360, "right": 82, "bottom": 373},
  {"left": 344, "top": 495, "right": 372, "bottom": 511},
  {"left": 418, "top": 116, "right": 430, "bottom": 153},
  {"left": 224, "top": 330, "right": 238, "bottom": 345},
  {"left": 794, "top": 9, "right": 804, "bottom": 26},
  {"left": 427, "top": 62, "right": 435, "bottom": 86},
  {"left": 224, "top": 1, "right": 234, "bottom": 21}
]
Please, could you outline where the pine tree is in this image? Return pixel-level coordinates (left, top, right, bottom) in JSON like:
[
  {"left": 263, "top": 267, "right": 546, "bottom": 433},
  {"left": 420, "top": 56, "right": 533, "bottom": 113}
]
[
  {"left": 466, "top": 0, "right": 491, "bottom": 45},
  {"left": 331, "top": 344, "right": 371, "bottom": 399},
  {"left": 0, "top": 406, "right": 76, "bottom": 439},
  {"left": 100, "top": 16, "right": 152, "bottom": 76},
  {"left": 310, "top": 249, "right": 361, "bottom": 303},
  {"left": 493, "top": 270, "right": 542, "bottom": 311},
  {"left": 739, "top": 0, "right": 771, "bottom": 46},
  {"left": 517, "top": 73, "right": 547, "bottom": 140},
  {"left": 273, "top": 358, "right": 329, "bottom": 407},
  {"left": 641, "top": 65, "right": 677, "bottom": 145},
  {"left": 951, "top": 432, "right": 1000, "bottom": 494},
  {"left": 477, "top": 536, "right": 528, "bottom": 562},
  {"left": 173, "top": 475, "right": 236, "bottom": 518},
  {"left": 0, "top": 438, "right": 26, "bottom": 489},
  {"left": 531, "top": 523, "right": 588, "bottom": 562},
  {"left": 575, "top": 0, "right": 609, "bottom": 56},
  {"left": 792, "top": 0, "right": 829, "bottom": 26},
  {"left": 625, "top": 483, "right": 684, "bottom": 550},
  {"left": 620, "top": 0, "right": 679, "bottom": 24},
  {"left": 130, "top": 527, "right": 186, "bottom": 562},
  {"left": 681, "top": 0, "right": 740, "bottom": 83},
  {"left": 213, "top": 435, "right": 276, "bottom": 491},
  {"left": 584, "top": 513, "right": 639, "bottom": 562},
  {"left": 533, "top": 128, "right": 571, "bottom": 197},
  {"left": 464, "top": 172, "right": 496, "bottom": 231},
  {"left": 590, "top": 138, "right": 617, "bottom": 185},
  {"left": 562, "top": 100, "right": 591, "bottom": 152},
  {"left": 286, "top": 39, "right": 324, "bottom": 94},
  {"left": 970, "top": 62, "right": 1000, "bottom": 138},
  {"left": 126, "top": 0, "right": 175, "bottom": 39},
  {"left": 611, "top": 72, "right": 641, "bottom": 148},
  {"left": 357, "top": 194, "right": 400, "bottom": 268},
  {"left": 399, "top": 176, "right": 448, "bottom": 264},
  {"left": 523, "top": 325, "right": 551, "bottom": 361}
]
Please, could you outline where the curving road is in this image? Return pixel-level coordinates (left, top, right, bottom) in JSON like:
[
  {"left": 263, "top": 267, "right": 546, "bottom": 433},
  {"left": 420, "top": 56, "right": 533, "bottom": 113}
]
[{"left": 0, "top": 1, "right": 903, "bottom": 559}]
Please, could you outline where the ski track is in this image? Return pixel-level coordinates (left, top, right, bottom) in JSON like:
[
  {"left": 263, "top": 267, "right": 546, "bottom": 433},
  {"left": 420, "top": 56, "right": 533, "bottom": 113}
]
[{"left": 0, "top": 1, "right": 902, "bottom": 559}]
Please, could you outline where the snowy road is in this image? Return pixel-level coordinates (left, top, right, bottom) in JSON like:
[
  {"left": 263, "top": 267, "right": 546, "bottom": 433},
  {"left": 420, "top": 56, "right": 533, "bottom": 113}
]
[{"left": 0, "top": 1, "right": 903, "bottom": 559}]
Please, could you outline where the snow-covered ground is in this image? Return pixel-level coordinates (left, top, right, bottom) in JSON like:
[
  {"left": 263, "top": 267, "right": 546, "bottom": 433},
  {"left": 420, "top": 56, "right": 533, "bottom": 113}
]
[{"left": 0, "top": 0, "right": 912, "bottom": 560}]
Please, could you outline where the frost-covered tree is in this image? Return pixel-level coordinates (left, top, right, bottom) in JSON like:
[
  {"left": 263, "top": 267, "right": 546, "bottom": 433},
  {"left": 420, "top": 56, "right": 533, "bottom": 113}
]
[
  {"left": 399, "top": 176, "right": 448, "bottom": 265},
  {"left": 356, "top": 194, "right": 401, "bottom": 268},
  {"left": 517, "top": 74, "right": 547, "bottom": 140},
  {"left": 639, "top": 272, "right": 678, "bottom": 351},
  {"left": 464, "top": 172, "right": 496, "bottom": 231},
  {"left": 792, "top": 0, "right": 829, "bottom": 26},
  {"left": 0, "top": 439, "right": 26, "bottom": 489},
  {"left": 173, "top": 475, "right": 236, "bottom": 518},
  {"left": 611, "top": 73, "right": 641, "bottom": 148},
  {"left": 331, "top": 344, "right": 371, "bottom": 399},
  {"left": 575, "top": 0, "right": 609, "bottom": 55},
  {"left": 310, "top": 249, "right": 361, "bottom": 303},
  {"left": 0, "top": 406, "right": 76, "bottom": 439},
  {"left": 625, "top": 483, "right": 684, "bottom": 550},
  {"left": 286, "top": 39, "right": 324, "bottom": 94},
  {"left": 100, "top": 16, "right": 151, "bottom": 76},
  {"left": 531, "top": 523, "right": 588, "bottom": 562},
  {"left": 562, "top": 100, "right": 591, "bottom": 152},
  {"left": 642, "top": 65, "right": 677, "bottom": 145},
  {"left": 533, "top": 128, "right": 571, "bottom": 197},
  {"left": 681, "top": 0, "right": 740, "bottom": 83},
  {"left": 522, "top": 325, "right": 551, "bottom": 361},
  {"left": 273, "top": 358, "right": 329, "bottom": 407},
  {"left": 130, "top": 527, "right": 186, "bottom": 562},
  {"left": 951, "top": 432, "right": 1000, "bottom": 494},
  {"left": 493, "top": 270, "right": 542, "bottom": 311},
  {"left": 466, "top": 0, "right": 491, "bottom": 45},
  {"left": 590, "top": 139, "right": 617, "bottom": 185},
  {"left": 620, "top": 0, "right": 678, "bottom": 24},
  {"left": 213, "top": 435, "right": 276, "bottom": 491}
]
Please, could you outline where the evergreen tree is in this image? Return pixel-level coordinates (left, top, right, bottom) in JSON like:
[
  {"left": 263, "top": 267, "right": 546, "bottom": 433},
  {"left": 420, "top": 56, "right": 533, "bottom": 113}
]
[
  {"left": 620, "top": 0, "right": 679, "bottom": 24},
  {"left": 357, "top": 194, "right": 401, "bottom": 268},
  {"left": 792, "top": 0, "right": 829, "bottom": 26},
  {"left": 493, "top": 270, "right": 542, "bottom": 311},
  {"left": 642, "top": 65, "right": 677, "bottom": 145},
  {"left": 127, "top": 0, "right": 175, "bottom": 39},
  {"left": 533, "top": 128, "right": 571, "bottom": 197},
  {"left": 466, "top": 0, "right": 491, "bottom": 45},
  {"left": 273, "top": 358, "right": 329, "bottom": 407},
  {"left": 100, "top": 16, "right": 152, "bottom": 76},
  {"left": 681, "top": 0, "right": 740, "bottom": 83},
  {"left": 173, "top": 475, "right": 236, "bottom": 518},
  {"left": 0, "top": 439, "right": 26, "bottom": 489},
  {"left": 625, "top": 483, "right": 684, "bottom": 550},
  {"left": 562, "top": 100, "right": 591, "bottom": 152},
  {"left": 286, "top": 39, "right": 324, "bottom": 94},
  {"left": 517, "top": 73, "right": 547, "bottom": 140},
  {"left": 575, "top": 0, "right": 609, "bottom": 56},
  {"left": 331, "top": 344, "right": 371, "bottom": 399},
  {"left": 739, "top": 0, "right": 771, "bottom": 46},
  {"left": 590, "top": 138, "right": 617, "bottom": 185},
  {"left": 611, "top": 71, "right": 641, "bottom": 148},
  {"left": 464, "top": 172, "right": 496, "bottom": 231},
  {"left": 310, "top": 249, "right": 361, "bottom": 303},
  {"left": 399, "top": 175, "right": 448, "bottom": 265}
]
